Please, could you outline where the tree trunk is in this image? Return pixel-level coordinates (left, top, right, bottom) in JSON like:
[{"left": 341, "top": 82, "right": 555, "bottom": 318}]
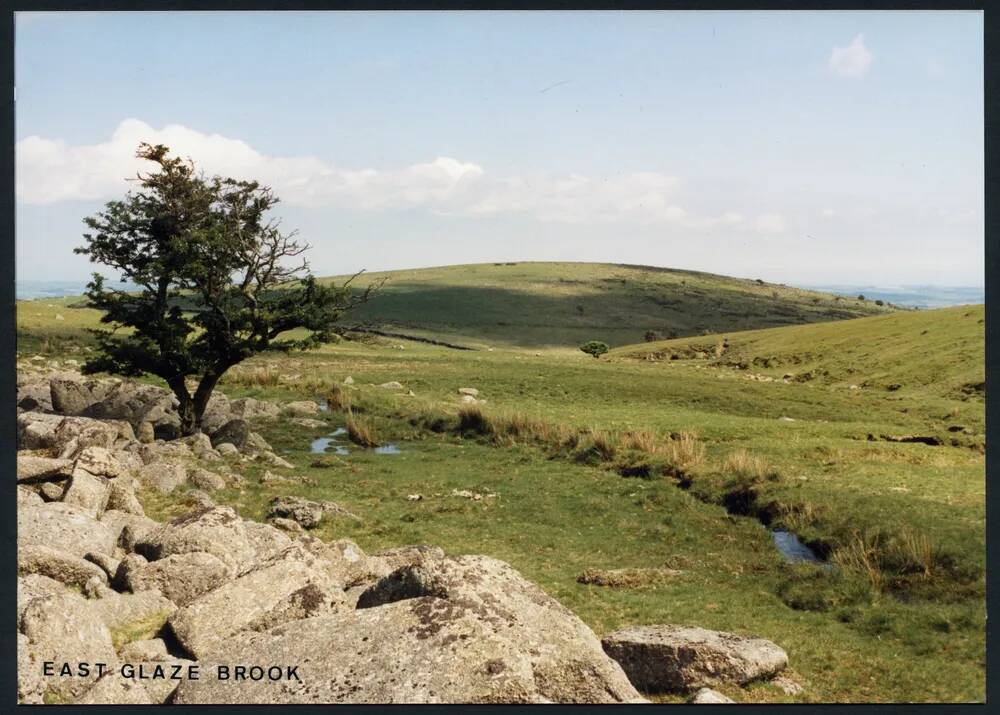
[
  {"left": 191, "top": 372, "right": 221, "bottom": 434},
  {"left": 167, "top": 376, "right": 198, "bottom": 437}
]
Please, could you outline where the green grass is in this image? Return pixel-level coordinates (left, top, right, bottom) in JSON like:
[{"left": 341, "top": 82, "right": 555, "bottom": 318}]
[
  {"left": 322, "top": 261, "right": 894, "bottom": 348},
  {"left": 16, "top": 281, "right": 984, "bottom": 703}
]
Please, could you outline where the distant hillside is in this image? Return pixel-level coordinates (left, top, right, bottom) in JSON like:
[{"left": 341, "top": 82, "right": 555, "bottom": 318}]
[
  {"left": 612, "top": 304, "right": 984, "bottom": 403},
  {"left": 322, "top": 262, "right": 895, "bottom": 349}
]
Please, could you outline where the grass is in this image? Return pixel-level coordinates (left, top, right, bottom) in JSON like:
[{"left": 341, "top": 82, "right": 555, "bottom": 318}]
[
  {"left": 321, "top": 261, "right": 894, "bottom": 348},
  {"left": 15, "top": 284, "right": 984, "bottom": 703}
]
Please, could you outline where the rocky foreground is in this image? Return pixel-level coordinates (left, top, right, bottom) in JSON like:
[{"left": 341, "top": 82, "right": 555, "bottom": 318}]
[{"left": 16, "top": 367, "right": 794, "bottom": 704}]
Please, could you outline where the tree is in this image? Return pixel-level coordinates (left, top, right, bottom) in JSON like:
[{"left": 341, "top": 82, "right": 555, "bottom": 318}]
[
  {"left": 579, "top": 340, "right": 609, "bottom": 359},
  {"left": 76, "top": 143, "right": 378, "bottom": 435},
  {"left": 644, "top": 330, "right": 659, "bottom": 343}
]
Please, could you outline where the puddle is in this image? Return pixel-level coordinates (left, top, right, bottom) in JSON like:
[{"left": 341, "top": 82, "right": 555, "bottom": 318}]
[
  {"left": 316, "top": 398, "right": 330, "bottom": 412},
  {"left": 771, "top": 529, "right": 825, "bottom": 564},
  {"left": 310, "top": 436, "right": 349, "bottom": 455},
  {"left": 309, "top": 429, "right": 398, "bottom": 456}
]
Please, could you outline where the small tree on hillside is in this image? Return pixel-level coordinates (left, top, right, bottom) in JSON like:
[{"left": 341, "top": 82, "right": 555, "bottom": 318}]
[
  {"left": 580, "top": 340, "right": 609, "bottom": 359},
  {"left": 76, "top": 143, "right": 378, "bottom": 435},
  {"left": 644, "top": 330, "right": 659, "bottom": 343}
]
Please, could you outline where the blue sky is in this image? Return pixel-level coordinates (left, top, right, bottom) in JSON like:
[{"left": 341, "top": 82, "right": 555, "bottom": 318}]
[{"left": 15, "top": 10, "right": 983, "bottom": 284}]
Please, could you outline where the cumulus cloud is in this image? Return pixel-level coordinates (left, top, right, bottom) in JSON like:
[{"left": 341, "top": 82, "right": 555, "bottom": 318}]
[
  {"left": 752, "top": 213, "right": 786, "bottom": 234},
  {"left": 17, "top": 119, "right": 757, "bottom": 230},
  {"left": 829, "top": 34, "right": 873, "bottom": 78}
]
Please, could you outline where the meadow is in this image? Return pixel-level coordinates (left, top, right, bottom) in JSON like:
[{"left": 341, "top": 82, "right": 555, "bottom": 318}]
[{"left": 15, "top": 263, "right": 985, "bottom": 703}]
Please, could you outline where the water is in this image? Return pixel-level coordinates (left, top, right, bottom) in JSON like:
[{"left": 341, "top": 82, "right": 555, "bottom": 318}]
[
  {"left": 310, "top": 428, "right": 398, "bottom": 456},
  {"left": 16, "top": 279, "right": 138, "bottom": 301},
  {"left": 771, "top": 530, "right": 824, "bottom": 564},
  {"left": 310, "top": 436, "right": 349, "bottom": 456},
  {"left": 797, "top": 284, "right": 983, "bottom": 309}
]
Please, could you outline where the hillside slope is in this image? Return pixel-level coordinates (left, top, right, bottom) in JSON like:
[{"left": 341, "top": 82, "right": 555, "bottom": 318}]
[
  {"left": 324, "top": 262, "right": 894, "bottom": 348},
  {"left": 612, "top": 304, "right": 984, "bottom": 406}
]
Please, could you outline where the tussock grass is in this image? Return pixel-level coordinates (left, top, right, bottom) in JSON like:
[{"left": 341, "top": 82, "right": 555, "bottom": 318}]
[
  {"left": 346, "top": 414, "right": 379, "bottom": 447},
  {"left": 722, "top": 449, "right": 780, "bottom": 486}
]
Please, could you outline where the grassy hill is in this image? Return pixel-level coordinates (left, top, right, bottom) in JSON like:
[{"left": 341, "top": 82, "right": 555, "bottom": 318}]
[
  {"left": 611, "top": 304, "right": 985, "bottom": 409},
  {"left": 322, "top": 262, "right": 895, "bottom": 348}
]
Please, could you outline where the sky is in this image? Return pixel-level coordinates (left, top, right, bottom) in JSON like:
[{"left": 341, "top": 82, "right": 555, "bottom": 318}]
[{"left": 15, "top": 10, "right": 984, "bottom": 285}]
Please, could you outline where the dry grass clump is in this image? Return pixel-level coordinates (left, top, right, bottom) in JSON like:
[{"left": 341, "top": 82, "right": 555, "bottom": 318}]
[
  {"left": 832, "top": 530, "right": 885, "bottom": 591},
  {"left": 457, "top": 405, "right": 494, "bottom": 436},
  {"left": 773, "top": 501, "right": 823, "bottom": 533},
  {"left": 324, "top": 383, "right": 350, "bottom": 412},
  {"left": 722, "top": 449, "right": 779, "bottom": 485},
  {"left": 664, "top": 431, "right": 706, "bottom": 474},
  {"left": 573, "top": 427, "right": 617, "bottom": 463},
  {"left": 346, "top": 414, "right": 379, "bottom": 447},
  {"left": 576, "top": 567, "right": 682, "bottom": 589},
  {"left": 223, "top": 365, "right": 281, "bottom": 388}
]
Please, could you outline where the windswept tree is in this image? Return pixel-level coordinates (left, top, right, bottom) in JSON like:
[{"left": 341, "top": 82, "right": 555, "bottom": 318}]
[{"left": 76, "top": 143, "right": 378, "bottom": 435}]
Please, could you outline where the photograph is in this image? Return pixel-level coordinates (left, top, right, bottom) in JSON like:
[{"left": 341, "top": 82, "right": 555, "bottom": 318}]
[{"left": 12, "top": 8, "right": 986, "bottom": 705}]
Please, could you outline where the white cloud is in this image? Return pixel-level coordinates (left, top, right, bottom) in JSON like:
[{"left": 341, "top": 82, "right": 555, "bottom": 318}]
[
  {"left": 752, "top": 213, "right": 786, "bottom": 234},
  {"left": 829, "top": 34, "right": 873, "bottom": 78},
  {"left": 17, "top": 119, "right": 759, "bottom": 231},
  {"left": 821, "top": 207, "right": 836, "bottom": 219}
]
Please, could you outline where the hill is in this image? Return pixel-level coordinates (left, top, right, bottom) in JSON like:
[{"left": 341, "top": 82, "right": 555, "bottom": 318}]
[
  {"left": 612, "top": 304, "right": 985, "bottom": 407},
  {"left": 322, "top": 262, "right": 895, "bottom": 348}
]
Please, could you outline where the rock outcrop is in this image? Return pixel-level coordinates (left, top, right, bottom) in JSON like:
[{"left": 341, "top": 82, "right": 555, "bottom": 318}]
[{"left": 601, "top": 625, "right": 788, "bottom": 692}]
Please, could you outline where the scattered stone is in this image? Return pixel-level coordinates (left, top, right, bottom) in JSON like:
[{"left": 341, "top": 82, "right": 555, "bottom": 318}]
[
  {"left": 88, "top": 588, "right": 177, "bottom": 632},
  {"left": 100, "top": 510, "right": 160, "bottom": 552},
  {"left": 74, "top": 673, "right": 153, "bottom": 705},
  {"left": 188, "top": 468, "right": 226, "bottom": 492},
  {"left": 39, "top": 482, "right": 65, "bottom": 501},
  {"left": 138, "top": 461, "right": 188, "bottom": 494},
  {"left": 601, "top": 625, "right": 788, "bottom": 692},
  {"left": 118, "top": 638, "right": 170, "bottom": 662},
  {"left": 19, "top": 592, "right": 118, "bottom": 701},
  {"left": 177, "top": 555, "right": 640, "bottom": 704},
  {"left": 283, "top": 400, "right": 321, "bottom": 416},
  {"left": 771, "top": 675, "right": 804, "bottom": 696},
  {"left": 134, "top": 506, "right": 257, "bottom": 575},
  {"left": 168, "top": 544, "right": 348, "bottom": 659},
  {"left": 19, "top": 502, "right": 118, "bottom": 558},
  {"left": 18, "top": 545, "right": 109, "bottom": 588},
  {"left": 138, "top": 421, "right": 156, "bottom": 443},
  {"left": 267, "top": 496, "right": 324, "bottom": 529},
  {"left": 19, "top": 485, "right": 45, "bottom": 505},
  {"left": 290, "top": 417, "right": 327, "bottom": 428},
  {"left": 229, "top": 397, "right": 280, "bottom": 420},
  {"left": 407, "top": 493, "right": 424, "bottom": 501},
  {"left": 17, "top": 455, "right": 73, "bottom": 482},
  {"left": 343, "top": 376, "right": 354, "bottom": 385},
  {"left": 106, "top": 478, "right": 145, "bottom": 515},
  {"left": 183, "top": 489, "right": 216, "bottom": 510},
  {"left": 690, "top": 687, "right": 735, "bottom": 704},
  {"left": 379, "top": 381, "right": 404, "bottom": 390},
  {"left": 61, "top": 467, "right": 111, "bottom": 516},
  {"left": 268, "top": 517, "right": 305, "bottom": 533},
  {"left": 17, "top": 574, "right": 67, "bottom": 620},
  {"left": 458, "top": 387, "right": 479, "bottom": 396},
  {"left": 257, "top": 451, "right": 294, "bottom": 469},
  {"left": 116, "top": 551, "right": 231, "bottom": 607},
  {"left": 210, "top": 419, "right": 250, "bottom": 449},
  {"left": 215, "top": 442, "right": 239, "bottom": 457},
  {"left": 84, "top": 552, "right": 122, "bottom": 580}
]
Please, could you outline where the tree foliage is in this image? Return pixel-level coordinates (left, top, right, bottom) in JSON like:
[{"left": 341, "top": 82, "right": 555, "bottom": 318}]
[
  {"left": 76, "top": 143, "right": 378, "bottom": 434},
  {"left": 579, "top": 340, "right": 609, "bottom": 359}
]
